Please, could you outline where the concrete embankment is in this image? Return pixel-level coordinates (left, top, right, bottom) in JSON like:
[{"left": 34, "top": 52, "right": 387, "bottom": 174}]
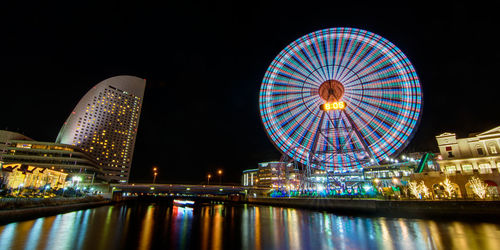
[
  {"left": 247, "top": 197, "right": 500, "bottom": 219},
  {"left": 0, "top": 199, "right": 111, "bottom": 224}
]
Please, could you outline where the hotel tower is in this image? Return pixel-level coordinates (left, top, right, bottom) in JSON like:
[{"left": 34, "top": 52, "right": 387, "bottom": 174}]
[{"left": 56, "top": 75, "right": 146, "bottom": 183}]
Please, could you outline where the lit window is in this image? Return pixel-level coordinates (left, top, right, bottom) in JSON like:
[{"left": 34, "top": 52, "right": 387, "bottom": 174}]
[
  {"left": 445, "top": 166, "right": 456, "bottom": 174},
  {"left": 478, "top": 163, "right": 492, "bottom": 174},
  {"left": 490, "top": 146, "right": 498, "bottom": 154},
  {"left": 461, "top": 165, "right": 473, "bottom": 173}
]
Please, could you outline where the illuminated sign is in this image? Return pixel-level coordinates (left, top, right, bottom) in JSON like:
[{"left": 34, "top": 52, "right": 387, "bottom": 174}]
[{"left": 320, "top": 101, "right": 345, "bottom": 111}]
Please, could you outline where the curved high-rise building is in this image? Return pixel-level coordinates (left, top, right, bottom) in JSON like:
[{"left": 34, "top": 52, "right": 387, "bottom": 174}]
[{"left": 56, "top": 75, "right": 146, "bottom": 183}]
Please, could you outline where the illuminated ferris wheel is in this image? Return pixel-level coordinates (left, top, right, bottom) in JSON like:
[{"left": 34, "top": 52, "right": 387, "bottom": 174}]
[{"left": 259, "top": 27, "right": 422, "bottom": 173}]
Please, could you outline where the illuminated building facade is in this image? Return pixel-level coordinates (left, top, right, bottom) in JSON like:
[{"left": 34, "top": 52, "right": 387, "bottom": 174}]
[
  {"left": 408, "top": 127, "right": 500, "bottom": 199},
  {"left": 241, "top": 169, "right": 258, "bottom": 187},
  {"left": 257, "top": 162, "right": 300, "bottom": 188},
  {"left": 363, "top": 162, "right": 418, "bottom": 187},
  {"left": 0, "top": 130, "right": 102, "bottom": 188},
  {"left": 2, "top": 163, "right": 68, "bottom": 189},
  {"left": 436, "top": 126, "right": 500, "bottom": 175},
  {"left": 56, "top": 76, "right": 146, "bottom": 183}
]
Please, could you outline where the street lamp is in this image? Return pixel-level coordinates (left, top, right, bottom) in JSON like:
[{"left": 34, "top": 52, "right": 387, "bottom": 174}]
[
  {"left": 152, "top": 166, "right": 158, "bottom": 184},
  {"left": 207, "top": 174, "right": 212, "bottom": 185},
  {"left": 17, "top": 183, "right": 24, "bottom": 194},
  {"left": 392, "top": 177, "right": 399, "bottom": 185},
  {"left": 43, "top": 185, "right": 50, "bottom": 196},
  {"left": 72, "top": 176, "right": 82, "bottom": 187},
  {"left": 218, "top": 169, "right": 223, "bottom": 185}
]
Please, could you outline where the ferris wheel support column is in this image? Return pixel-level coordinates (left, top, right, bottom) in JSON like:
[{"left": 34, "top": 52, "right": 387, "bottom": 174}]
[
  {"left": 302, "top": 153, "right": 311, "bottom": 190},
  {"left": 341, "top": 110, "right": 379, "bottom": 167},
  {"left": 309, "top": 112, "right": 327, "bottom": 191},
  {"left": 322, "top": 110, "right": 346, "bottom": 188},
  {"left": 282, "top": 148, "right": 302, "bottom": 192}
]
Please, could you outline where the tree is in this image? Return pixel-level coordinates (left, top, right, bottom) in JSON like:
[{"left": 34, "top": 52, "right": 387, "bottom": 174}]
[
  {"left": 442, "top": 178, "right": 456, "bottom": 198},
  {"left": 418, "top": 181, "right": 430, "bottom": 199},
  {"left": 408, "top": 181, "right": 420, "bottom": 198},
  {"left": 468, "top": 176, "right": 488, "bottom": 199}
]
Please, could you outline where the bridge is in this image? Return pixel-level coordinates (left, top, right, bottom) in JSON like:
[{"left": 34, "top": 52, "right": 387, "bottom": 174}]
[{"left": 110, "top": 184, "right": 270, "bottom": 201}]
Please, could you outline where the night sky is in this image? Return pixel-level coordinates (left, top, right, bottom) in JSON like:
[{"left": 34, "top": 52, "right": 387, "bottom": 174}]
[{"left": 1, "top": 2, "right": 499, "bottom": 184}]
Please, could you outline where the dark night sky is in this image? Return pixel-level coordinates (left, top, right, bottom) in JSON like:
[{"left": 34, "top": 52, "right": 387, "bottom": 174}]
[{"left": 1, "top": 2, "right": 499, "bottom": 183}]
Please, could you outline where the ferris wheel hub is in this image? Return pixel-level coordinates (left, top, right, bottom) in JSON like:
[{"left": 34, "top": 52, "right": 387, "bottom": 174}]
[{"left": 318, "top": 80, "right": 344, "bottom": 102}]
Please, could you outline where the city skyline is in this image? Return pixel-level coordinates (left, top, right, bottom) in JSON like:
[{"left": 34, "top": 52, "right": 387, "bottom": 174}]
[{"left": 1, "top": 2, "right": 499, "bottom": 183}]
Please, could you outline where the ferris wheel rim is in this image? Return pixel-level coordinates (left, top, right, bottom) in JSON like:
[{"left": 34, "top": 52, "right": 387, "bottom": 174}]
[{"left": 259, "top": 27, "right": 423, "bottom": 171}]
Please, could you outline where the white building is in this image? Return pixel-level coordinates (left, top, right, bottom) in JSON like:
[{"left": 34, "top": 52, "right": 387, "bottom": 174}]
[
  {"left": 241, "top": 169, "right": 258, "bottom": 187},
  {"left": 436, "top": 126, "right": 500, "bottom": 174},
  {"left": 56, "top": 76, "right": 146, "bottom": 183}
]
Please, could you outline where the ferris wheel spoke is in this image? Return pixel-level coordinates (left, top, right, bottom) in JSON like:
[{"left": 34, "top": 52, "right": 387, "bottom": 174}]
[
  {"left": 353, "top": 55, "right": 387, "bottom": 78},
  {"left": 340, "top": 47, "right": 376, "bottom": 83},
  {"left": 345, "top": 111, "right": 384, "bottom": 152},
  {"left": 296, "top": 48, "right": 321, "bottom": 76},
  {"left": 302, "top": 111, "right": 324, "bottom": 151},
  {"left": 317, "top": 40, "right": 330, "bottom": 76},
  {"left": 273, "top": 71, "right": 308, "bottom": 87},
  {"left": 359, "top": 66, "right": 398, "bottom": 84},
  {"left": 345, "top": 104, "right": 390, "bottom": 141},
  {"left": 336, "top": 46, "right": 363, "bottom": 82},
  {"left": 272, "top": 94, "right": 316, "bottom": 108},
  {"left": 277, "top": 99, "right": 320, "bottom": 128},
  {"left": 285, "top": 110, "right": 314, "bottom": 139},
  {"left": 362, "top": 95, "right": 406, "bottom": 113},
  {"left": 279, "top": 60, "right": 315, "bottom": 83},
  {"left": 287, "top": 54, "right": 315, "bottom": 78},
  {"left": 307, "top": 43, "right": 326, "bottom": 77},
  {"left": 351, "top": 55, "right": 390, "bottom": 82},
  {"left": 338, "top": 39, "right": 358, "bottom": 77},
  {"left": 340, "top": 112, "right": 376, "bottom": 162},
  {"left": 292, "top": 57, "right": 322, "bottom": 87},
  {"left": 354, "top": 100, "right": 399, "bottom": 129},
  {"left": 343, "top": 40, "right": 367, "bottom": 69}
]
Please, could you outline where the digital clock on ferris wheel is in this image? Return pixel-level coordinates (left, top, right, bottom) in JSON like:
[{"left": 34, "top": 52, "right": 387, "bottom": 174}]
[{"left": 318, "top": 79, "right": 346, "bottom": 111}]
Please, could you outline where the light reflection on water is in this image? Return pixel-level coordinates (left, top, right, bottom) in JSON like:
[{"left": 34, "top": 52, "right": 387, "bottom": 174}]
[{"left": 1, "top": 203, "right": 500, "bottom": 249}]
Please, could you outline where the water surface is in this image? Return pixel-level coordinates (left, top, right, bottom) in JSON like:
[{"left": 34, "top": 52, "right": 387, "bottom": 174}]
[{"left": 1, "top": 202, "right": 500, "bottom": 249}]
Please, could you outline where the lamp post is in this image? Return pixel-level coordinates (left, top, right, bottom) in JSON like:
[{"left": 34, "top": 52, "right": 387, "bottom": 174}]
[
  {"left": 43, "top": 185, "right": 50, "bottom": 196},
  {"left": 218, "top": 169, "right": 223, "bottom": 185},
  {"left": 153, "top": 167, "right": 158, "bottom": 184},
  {"left": 17, "top": 183, "right": 24, "bottom": 194},
  {"left": 207, "top": 174, "right": 211, "bottom": 185},
  {"left": 72, "top": 176, "right": 82, "bottom": 187}
]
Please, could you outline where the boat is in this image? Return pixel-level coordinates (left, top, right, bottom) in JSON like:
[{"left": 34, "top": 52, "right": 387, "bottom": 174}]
[{"left": 173, "top": 199, "right": 195, "bottom": 207}]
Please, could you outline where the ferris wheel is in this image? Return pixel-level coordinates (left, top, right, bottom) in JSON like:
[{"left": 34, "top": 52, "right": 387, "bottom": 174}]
[{"left": 259, "top": 27, "right": 422, "bottom": 173}]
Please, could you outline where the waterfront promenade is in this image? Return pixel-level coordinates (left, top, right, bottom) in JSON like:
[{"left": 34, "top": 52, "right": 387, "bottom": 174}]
[
  {"left": 0, "top": 196, "right": 110, "bottom": 224},
  {"left": 246, "top": 197, "right": 500, "bottom": 219}
]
